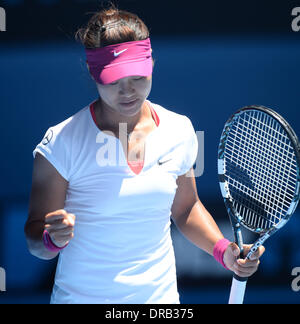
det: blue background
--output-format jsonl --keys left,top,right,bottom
{"left": 0, "top": 0, "right": 300, "bottom": 304}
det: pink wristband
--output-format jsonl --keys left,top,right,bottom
{"left": 213, "top": 238, "right": 231, "bottom": 270}
{"left": 43, "top": 230, "right": 68, "bottom": 252}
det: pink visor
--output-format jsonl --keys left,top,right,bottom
{"left": 85, "top": 38, "right": 153, "bottom": 85}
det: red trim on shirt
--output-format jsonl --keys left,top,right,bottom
{"left": 90, "top": 102, "right": 98, "bottom": 126}
{"left": 127, "top": 160, "right": 145, "bottom": 175}
{"left": 148, "top": 103, "right": 160, "bottom": 126}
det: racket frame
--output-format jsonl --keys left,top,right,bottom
{"left": 218, "top": 105, "right": 300, "bottom": 303}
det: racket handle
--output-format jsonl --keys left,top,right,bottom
{"left": 228, "top": 274, "right": 248, "bottom": 304}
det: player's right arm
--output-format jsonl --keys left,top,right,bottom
{"left": 24, "top": 153, "right": 75, "bottom": 260}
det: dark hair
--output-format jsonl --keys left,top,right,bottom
{"left": 76, "top": 6, "right": 149, "bottom": 49}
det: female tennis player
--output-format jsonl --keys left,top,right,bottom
{"left": 24, "top": 7, "right": 265, "bottom": 304}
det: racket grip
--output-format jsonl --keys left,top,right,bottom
{"left": 228, "top": 274, "right": 248, "bottom": 304}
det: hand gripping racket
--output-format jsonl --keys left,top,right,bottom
{"left": 217, "top": 105, "right": 300, "bottom": 304}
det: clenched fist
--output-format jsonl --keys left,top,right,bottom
{"left": 44, "top": 209, "right": 75, "bottom": 248}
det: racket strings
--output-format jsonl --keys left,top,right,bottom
{"left": 225, "top": 137, "right": 296, "bottom": 199}
{"left": 238, "top": 111, "right": 296, "bottom": 222}
{"left": 225, "top": 110, "right": 298, "bottom": 231}
{"left": 226, "top": 138, "right": 293, "bottom": 217}
{"left": 228, "top": 114, "right": 297, "bottom": 180}
{"left": 226, "top": 119, "right": 296, "bottom": 201}
{"left": 243, "top": 112, "right": 296, "bottom": 205}
{"left": 240, "top": 114, "right": 296, "bottom": 176}
{"left": 229, "top": 114, "right": 294, "bottom": 228}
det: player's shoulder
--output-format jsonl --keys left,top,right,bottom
{"left": 47, "top": 105, "right": 90, "bottom": 138}
{"left": 149, "top": 101, "right": 194, "bottom": 130}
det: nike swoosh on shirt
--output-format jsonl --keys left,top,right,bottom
{"left": 157, "top": 158, "right": 172, "bottom": 166}
{"left": 113, "top": 49, "right": 128, "bottom": 57}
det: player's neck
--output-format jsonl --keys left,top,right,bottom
{"left": 94, "top": 99, "right": 150, "bottom": 133}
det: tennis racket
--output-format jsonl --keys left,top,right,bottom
{"left": 217, "top": 105, "right": 300, "bottom": 304}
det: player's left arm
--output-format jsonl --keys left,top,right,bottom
{"left": 171, "top": 168, "right": 224, "bottom": 256}
{"left": 170, "top": 168, "right": 265, "bottom": 275}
